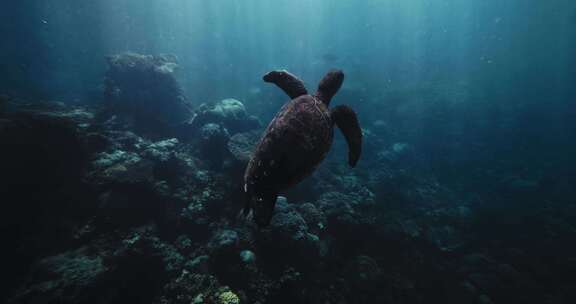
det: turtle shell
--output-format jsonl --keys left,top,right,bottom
{"left": 244, "top": 95, "right": 333, "bottom": 192}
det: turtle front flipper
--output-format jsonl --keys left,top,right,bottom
{"left": 331, "top": 105, "right": 362, "bottom": 167}
{"left": 263, "top": 70, "right": 308, "bottom": 99}
{"left": 315, "top": 69, "right": 344, "bottom": 105}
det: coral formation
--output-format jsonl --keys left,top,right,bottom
{"left": 189, "top": 98, "right": 260, "bottom": 135}
{"left": 227, "top": 130, "right": 261, "bottom": 164}
{"left": 218, "top": 290, "right": 240, "bottom": 304}
{"left": 2, "top": 86, "right": 575, "bottom": 304}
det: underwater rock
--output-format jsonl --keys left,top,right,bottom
{"left": 189, "top": 98, "right": 260, "bottom": 135}
{"left": 8, "top": 247, "right": 109, "bottom": 304}
{"left": 174, "top": 235, "right": 194, "bottom": 256}
{"left": 227, "top": 130, "right": 261, "bottom": 164}
{"left": 110, "top": 226, "right": 185, "bottom": 277}
{"left": 142, "top": 138, "right": 180, "bottom": 163}
{"left": 256, "top": 200, "right": 321, "bottom": 266}
{"left": 99, "top": 192, "right": 163, "bottom": 227}
{"left": 185, "top": 255, "right": 211, "bottom": 274}
{"left": 207, "top": 229, "right": 243, "bottom": 272}
{"left": 240, "top": 250, "right": 256, "bottom": 264}
{"left": 10, "top": 226, "right": 183, "bottom": 304}
{"left": 297, "top": 203, "right": 327, "bottom": 234}
{"left": 209, "top": 229, "right": 240, "bottom": 253}
{"left": 199, "top": 123, "right": 230, "bottom": 168}
{"left": 0, "top": 109, "right": 94, "bottom": 297}
{"left": 201, "top": 123, "right": 230, "bottom": 140}
{"left": 103, "top": 53, "right": 193, "bottom": 137}
{"left": 213, "top": 98, "right": 247, "bottom": 121}
{"left": 316, "top": 190, "right": 375, "bottom": 222}
{"left": 1, "top": 111, "right": 86, "bottom": 186}
{"left": 151, "top": 146, "right": 201, "bottom": 188}
{"left": 92, "top": 150, "right": 141, "bottom": 170}
{"left": 275, "top": 196, "right": 289, "bottom": 209}
{"left": 157, "top": 270, "right": 222, "bottom": 304}
{"left": 87, "top": 141, "right": 170, "bottom": 226}
{"left": 99, "top": 130, "right": 147, "bottom": 151}
{"left": 5, "top": 92, "right": 573, "bottom": 304}
{"left": 269, "top": 211, "right": 311, "bottom": 243}
{"left": 95, "top": 156, "right": 154, "bottom": 185}
{"left": 218, "top": 290, "right": 240, "bottom": 304}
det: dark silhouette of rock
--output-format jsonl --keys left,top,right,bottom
{"left": 199, "top": 123, "right": 230, "bottom": 169}
{"left": 103, "top": 53, "right": 193, "bottom": 138}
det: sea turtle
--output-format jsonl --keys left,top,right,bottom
{"left": 243, "top": 69, "right": 362, "bottom": 227}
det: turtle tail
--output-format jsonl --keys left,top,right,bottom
{"left": 240, "top": 185, "right": 277, "bottom": 228}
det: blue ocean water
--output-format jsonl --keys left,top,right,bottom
{"left": 1, "top": 1, "right": 575, "bottom": 303}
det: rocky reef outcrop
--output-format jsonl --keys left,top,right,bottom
{"left": 2, "top": 89, "right": 575, "bottom": 304}
{"left": 188, "top": 98, "right": 260, "bottom": 136}
{"left": 101, "top": 52, "right": 263, "bottom": 171}
{"left": 103, "top": 53, "right": 193, "bottom": 137}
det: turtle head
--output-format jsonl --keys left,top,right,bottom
{"left": 263, "top": 70, "right": 288, "bottom": 83}
{"left": 316, "top": 69, "right": 344, "bottom": 106}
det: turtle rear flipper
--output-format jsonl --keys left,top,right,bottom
{"left": 243, "top": 191, "right": 278, "bottom": 228}
{"left": 263, "top": 70, "right": 308, "bottom": 99}
{"left": 331, "top": 105, "right": 362, "bottom": 167}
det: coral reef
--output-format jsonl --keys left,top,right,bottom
{"left": 2, "top": 96, "right": 575, "bottom": 304}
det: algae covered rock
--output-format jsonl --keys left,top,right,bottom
{"left": 213, "top": 98, "right": 247, "bottom": 120}
{"left": 104, "top": 53, "right": 193, "bottom": 136}
{"left": 9, "top": 226, "right": 184, "bottom": 304}
{"left": 239, "top": 250, "right": 256, "bottom": 264}
{"left": 227, "top": 130, "right": 261, "bottom": 164}
{"left": 218, "top": 290, "right": 240, "bottom": 304}
{"left": 256, "top": 198, "right": 321, "bottom": 266}
{"left": 209, "top": 229, "right": 240, "bottom": 253}
{"left": 142, "top": 138, "right": 180, "bottom": 163}
{"left": 189, "top": 98, "right": 260, "bottom": 135}
{"left": 8, "top": 248, "right": 109, "bottom": 304}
